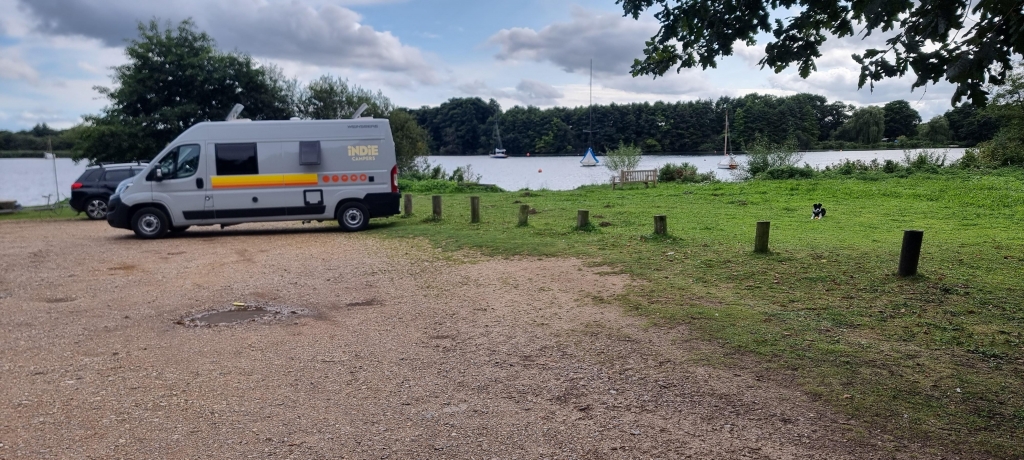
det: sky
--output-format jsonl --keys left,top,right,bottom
{"left": 0, "top": 0, "right": 960, "bottom": 131}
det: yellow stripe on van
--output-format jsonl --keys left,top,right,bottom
{"left": 211, "top": 174, "right": 319, "bottom": 189}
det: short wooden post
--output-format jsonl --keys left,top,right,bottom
{"left": 403, "top": 193, "right": 413, "bottom": 217}
{"left": 754, "top": 221, "right": 770, "bottom": 253}
{"left": 470, "top": 196, "right": 480, "bottom": 223}
{"left": 432, "top": 195, "right": 442, "bottom": 220}
{"left": 518, "top": 204, "right": 530, "bottom": 226}
{"left": 653, "top": 215, "right": 667, "bottom": 235}
{"left": 898, "top": 230, "right": 924, "bottom": 277}
{"left": 577, "top": 210, "right": 590, "bottom": 230}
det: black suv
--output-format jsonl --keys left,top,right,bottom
{"left": 70, "top": 163, "right": 148, "bottom": 220}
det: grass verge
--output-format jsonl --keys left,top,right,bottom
{"left": 377, "top": 170, "right": 1024, "bottom": 457}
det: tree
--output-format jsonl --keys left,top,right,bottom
{"left": 74, "top": 19, "right": 295, "bottom": 164}
{"left": 834, "top": 106, "right": 885, "bottom": 144}
{"left": 296, "top": 76, "right": 393, "bottom": 120}
{"left": 617, "top": 0, "right": 1024, "bottom": 106}
{"left": 944, "top": 104, "right": 999, "bottom": 146}
{"left": 917, "top": 116, "right": 952, "bottom": 144}
{"left": 388, "top": 109, "right": 429, "bottom": 174}
{"left": 974, "top": 61, "right": 1024, "bottom": 165}
{"left": 883, "top": 100, "right": 921, "bottom": 139}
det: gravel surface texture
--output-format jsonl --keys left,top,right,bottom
{"left": 0, "top": 220, "right": 944, "bottom": 459}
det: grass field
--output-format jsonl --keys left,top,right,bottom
{"left": 0, "top": 202, "right": 83, "bottom": 221}
{"left": 376, "top": 170, "right": 1024, "bottom": 457}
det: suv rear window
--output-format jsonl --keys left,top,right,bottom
{"left": 103, "top": 169, "right": 134, "bottom": 182}
{"left": 76, "top": 169, "right": 102, "bottom": 182}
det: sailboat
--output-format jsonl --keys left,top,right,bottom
{"left": 581, "top": 59, "right": 599, "bottom": 167}
{"left": 491, "top": 118, "right": 508, "bottom": 158}
{"left": 580, "top": 147, "right": 599, "bottom": 166}
{"left": 717, "top": 107, "right": 739, "bottom": 169}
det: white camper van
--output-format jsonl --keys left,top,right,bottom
{"left": 107, "top": 118, "right": 400, "bottom": 238}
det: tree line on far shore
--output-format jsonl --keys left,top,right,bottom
{"left": 409, "top": 95, "right": 1000, "bottom": 157}
{"left": 1, "top": 19, "right": 1021, "bottom": 169}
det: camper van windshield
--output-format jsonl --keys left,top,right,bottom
{"left": 157, "top": 144, "right": 200, "bottom": 179}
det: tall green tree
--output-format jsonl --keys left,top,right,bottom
{"left": 388, "top": 109, "right": 429, "bottom": 174}
{"left": 944, "top": 104, "right": 999, "bottom": 146}
{"left": 975, "top": 61, "right": 1024, "bottom": 165}
{"left": 917, "top": 116, "right": 952, "bottom": 144}
{"left": 883, "top": 100, "right": 922, "bottom": 139}
{"left": 296, "top": 76, "right": 393, "bottom": 120}
{"left": 834, "top": 106, "right": 885, "bottom": 144}
{"left": 617, "top": 0, "right": 1024, "bottom": 106}
{"left": 74, "top": 19, "right": 294, "bottom": 164}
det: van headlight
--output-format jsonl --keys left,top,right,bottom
{"left": 114, "top": 178, "right": 133, "bottom": 197}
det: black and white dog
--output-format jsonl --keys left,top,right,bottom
{"left": 812, "top": 203, "right": 827, "bottom": 219}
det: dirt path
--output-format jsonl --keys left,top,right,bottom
{"left": 0, "top": 220, "right": 936, "bottom": 459}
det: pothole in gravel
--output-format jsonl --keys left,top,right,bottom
{"left": 176, "top": 302, "right": 308, "bottom": 327}
{"left": 345, "top": 299, "right": 380, "bottom": 307}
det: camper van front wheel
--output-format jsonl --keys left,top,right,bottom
{"left": 337, "top": 203, "right": 369, "bottom": 232}
{"left": 131, "top": 207, "right": 170, "bottom": 239}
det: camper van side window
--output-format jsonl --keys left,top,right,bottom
{"left": 299, "top": 141, "right": 321, "bottom": 165}
{"left": 215, "top": 143, "right": 259, "bottom": 176}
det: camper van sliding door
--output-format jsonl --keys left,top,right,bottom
{"left": 208, "top": 142, "right": 326, "bottom": 221}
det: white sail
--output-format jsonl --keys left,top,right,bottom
{"left": 580, "top": 147, "right": 599, "bottom": 167}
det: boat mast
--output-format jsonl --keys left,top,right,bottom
{"left": 724, "top": 106, "right": 729, "bottom": 156}
{"left": 494, "top": 119, "right": 503, "bottom": 151}
{"left": 588, "top": 59, "right": 593, "bottom": 149}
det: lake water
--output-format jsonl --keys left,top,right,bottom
{"left": 0, "top": 148, "right": 966, "bottom": 205}
{"left": 427, "top": 148, "right": 967, "bottom": 191}
{"left": 0, "top": 158, "right": 89, "bottom": 206}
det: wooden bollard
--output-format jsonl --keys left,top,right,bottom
{"left": 653, "top": 215, "right": 667, "bottom": 235}
{"left": 432, "top": 195, "right": 442, "bottom": 220}
{"left": 577, "top": 210, "right": 589, "bottom": 230}
{"left": 898, "top": 230, "right": 924, "bottom": 277}
{"left": 518, "top": 204, "right": 530, "bottom": 226}
{"left": 470, "top": 196, "right": 480, "bottom": 223}
{"left": 754, "top": 221, "right": 770, "bottom": 253}
{"left": 403, "top": 193, "right": 413, "bottom": 217}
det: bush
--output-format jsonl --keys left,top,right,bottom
{"left": 902, "top": 149, "right": 947, "bottom": 173}
{"left": 658, "top": 162, "right": 717, "bottom": 183}
{"left": 603, "top": 142, "right": 643, "bottom": 173}
{"left": 975, "top": 129, "right": 1024, "bottom": 167}
{"left": 740, "top": 135, "right": 802, "bottom": 179}
{"left": 953, "top": 148, "right": 983, "bottom": 169}
{"left": 756, "top": 165, "right": 817, "bottom": 180}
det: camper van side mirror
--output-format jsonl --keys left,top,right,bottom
{"left": 148, "top": 169, "right": 164, "bottom": 182}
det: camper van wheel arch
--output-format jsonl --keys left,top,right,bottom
{"left": 131, "top": 207, "right": 170, "bottom": 239}
{"left": 337, "top": 202, "right": 369, "bottom": 232}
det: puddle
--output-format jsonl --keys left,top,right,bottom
{"left": 43, "top": 296, "right": 76, "bottom": 303}
{"left": 345, "top": 299, "right": 380, "bottom": 307}
{"left": 177, "top": 302, "right": 308, "bottom": 327}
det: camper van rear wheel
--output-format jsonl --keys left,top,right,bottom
{"left": 337, "top": 203, "right": 369, "bottom": 232}
{"left": 131, "top": 207, "right": 170, "bottom": 239}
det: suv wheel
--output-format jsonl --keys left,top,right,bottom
{"left": 85, "top": 197, "right": 108, "bottom": 220}
{"left": 131, "top": 207, "right": 170, "bottom": 239}
{"left": 337, "top": 202, "right": 369, "bottom": 232}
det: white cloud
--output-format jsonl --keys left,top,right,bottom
{"left": 0, "top": 49, "right": 38, "bottom": 81}
{"left": 487, "top": 6, "right": 655, "bottom": 77}
{"left": 456, "top": 79, "right": 564, "bottom": 106}
{"left": 16, "top": 0, "right": 439, "bottom": 84}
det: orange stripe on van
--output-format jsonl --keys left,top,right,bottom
{"left": 211, "top": 174, "right": 319, "bottom": 189}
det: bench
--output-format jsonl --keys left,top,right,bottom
{"left": 611, "top": 169, "right": 658, "bottom": 189}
